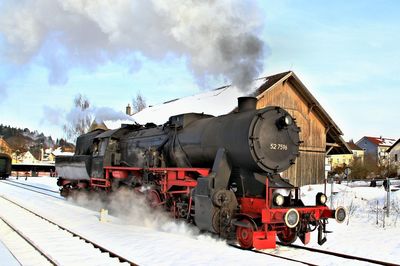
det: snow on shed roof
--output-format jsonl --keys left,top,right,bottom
{"left": 89, "top": 119, "right": 136, "bottom": 132}
{"left": 103, "top": 119, "right": 135, "bottom": 130}
{"left": 132, "top": 79, "right": 266, "bottom": 125}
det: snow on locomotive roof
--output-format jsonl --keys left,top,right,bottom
{"left": 132, "top": 78, "right": 266, "bottom": 125}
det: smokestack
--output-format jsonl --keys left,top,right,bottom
{"left": 126, "top": 104, "right": 132, "bottom": 116}
{"left": 238, "top": 97, "right": 257, "bottom": 112}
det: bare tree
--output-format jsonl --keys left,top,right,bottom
{"left": 63, "top": 94, "right": 93, "bottom": 141}
{"left": 346, "top": 199, "right": 358, "bottom": 225}
{"left": 391, "top": 199, "right": 400, "bottom": 226}
{"left": 132, "top": 92, "right": 147, "bottom": 113}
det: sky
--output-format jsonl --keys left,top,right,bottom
{"left": 0, "top": 0, "right": 399, "bottom": 142}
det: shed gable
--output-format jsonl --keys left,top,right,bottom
{"left": 256, "top": 77, "right": 327, "bottom": 185}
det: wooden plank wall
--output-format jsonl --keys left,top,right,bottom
{"left": 256, "top": 79, "right": 326, "bottom": 186}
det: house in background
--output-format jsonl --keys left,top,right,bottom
{"left": 356, "top": 136, "right": 396, "bottom": 166}
{"left": 0, "top": 136, "right": 13, "bottom": 156}
{"left": 387, "top": 138, "right": 400, "bottom": 176}
{"left": 18, "top": 150, "right": 39, "bottom": 164}
{"left": 328, "top": 141, "right": 364, "bottom": 168}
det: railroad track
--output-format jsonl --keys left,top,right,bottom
{"left": 4, "top": 179, "right": 60, "bottom": 194}
{"left": 0, "top": 179, "right": 62, "bottom": 199}
{"left": 0, "top": 195, "right": 137, "bottom": 265}
{"left": 276, "top": 242, "right": 399, "bottom": 266}
{"left": 0, "top": 216, "right": 57, "bottom": 265}
{"left": 230, "top": 241, "right": 399, "bottom": 266}
{"left": 228, "top": 243, "right": 316, "bottom": 265}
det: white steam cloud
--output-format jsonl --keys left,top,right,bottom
{"left": 0, "top": 0, "right": 265, "bottom": 89}
{"left": 70, "top": 188, "right": 222, "bottom": 240}
{"left": 92, "top": 107, "right": 134, "bottom": 123}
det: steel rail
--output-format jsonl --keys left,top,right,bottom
{"left": 0, "top": 216, "right": 59, "bottom": 266}
{"left": 228, "top": 244, "right": 317, "bottom": 266}
{"left": 3, "top": 179, "right": 60, "bottom": 194}
{"left": 0, "top": 180, "right": 62, "bottom": 200}
{"left": 277, "top": 242, "right": 399, "bottom": 266}
{"left": 0, "top": 196, "right": 138, "bottom": 266}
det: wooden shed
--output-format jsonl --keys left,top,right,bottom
{"left": 253, "top": 71, "right": 350, "bottom": 186}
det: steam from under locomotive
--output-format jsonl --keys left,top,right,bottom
{"left": 70, "top": 187, "right": 200, "bottom": 236}
{"left": 0, "top": 0, "right": 265, "bottom": 89}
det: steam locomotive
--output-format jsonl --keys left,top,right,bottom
{"left": 56, "top": 97, "right": 346, "bottom": 249}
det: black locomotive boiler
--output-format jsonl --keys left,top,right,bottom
{"left": 56, "top": 97, "right": 346, "bottom": 249}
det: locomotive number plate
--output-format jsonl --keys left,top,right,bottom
{"left": 270, "top": 143, "right": 288, "bottom": 150}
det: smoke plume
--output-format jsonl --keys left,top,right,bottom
{"left": 0, "top": 0, "right": 265, "bottom": 89}
{"left": 62, "top": 106, "right": 134, "bottom": 126}
{"left": 41, "top": 103, "right": 134, "bottom": 140}
{"left": 92, "top": 107, "right": 133, "bottom": 123}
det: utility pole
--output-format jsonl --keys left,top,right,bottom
{"left": 386, "top": 177, "right": 390, "bottom": 217}
{"left": 330, "top": 175, "right": 336, "bottom": 209}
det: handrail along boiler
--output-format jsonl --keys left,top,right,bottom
{"left": 56, "top": 97, "right": 346, "bottom": 249}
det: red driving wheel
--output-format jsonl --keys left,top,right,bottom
{"left": 236, "top": 219, "right": 255, "bottom": 249}
{"left": 147, "top": 190, "right": 162, "bottom": 208}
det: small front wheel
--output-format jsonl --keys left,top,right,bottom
{"left": 277, "top": 227, "right": 297, "bottom": 245}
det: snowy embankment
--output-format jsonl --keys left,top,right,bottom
{"left": 1, "top": 177, "right": 399, "bottom": 265}
{"left": 297, "top": 183, "right": 400, "bottom": 264}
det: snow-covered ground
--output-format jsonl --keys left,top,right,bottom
{"left": 0, "top": 177, "right": 399, "bottom": 265}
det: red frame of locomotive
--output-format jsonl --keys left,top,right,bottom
{"left": 61, "top": 166, "right": 335, "bottom": 249}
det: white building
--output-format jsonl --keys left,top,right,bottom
{"left": 387, "top": 139, "right": 400, "bottom": 176}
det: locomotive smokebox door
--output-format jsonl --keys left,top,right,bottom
{"left": 248, "top": 107, "right": 300, "bottom": 173}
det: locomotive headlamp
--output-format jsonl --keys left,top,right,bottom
{"left": 284, "top": 208, "right": 300, "bottom": 228}
{"left": 316, "top": 192, "right": 327, "bottom": 205}
{"left": 335, "top": 206, "right": 347, "bottom": 223}
{"left": 284, "top": 115, "right": 293, "bottom": 126}
{"left": 273, "top": 193, "right": 285, "bottom": 206}
{"left": 276, "top": 115, "right": 293, "bottom": 129}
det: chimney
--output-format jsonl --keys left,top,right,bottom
{"left": 238, "top": 97, "right": 257, "bottom": 112}
{"left": 126, "top": 104, "right": 132, "bottom": 116}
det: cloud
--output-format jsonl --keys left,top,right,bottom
{"left": 0, "top": 0, "right": 266, "bottom": 89}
